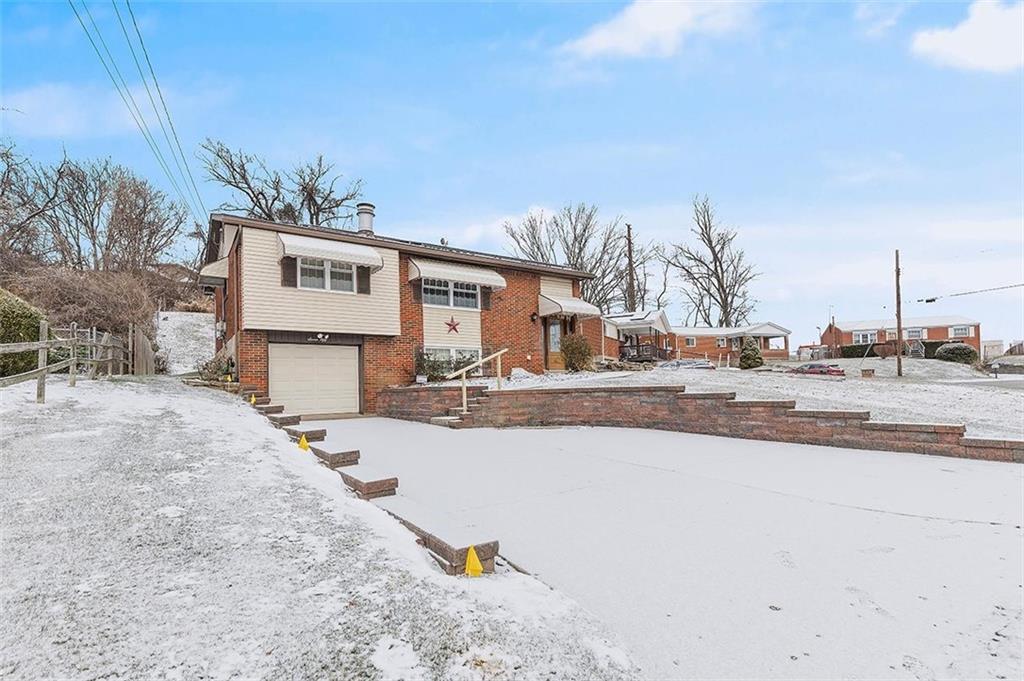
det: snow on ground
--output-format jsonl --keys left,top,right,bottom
{"left": 0, "top": 378, "right": 635, "bottom": 680}
{"left": 307, "top": 416, "right": 1024, "bottom": 681}
{"left": 154, "top": 311, "right": 215, "bottom": 375}
{"left": 443, "top": 357, "right": 1024, "bottom": 439}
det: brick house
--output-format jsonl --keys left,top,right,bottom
{"left": 820, "top": 316, "right": 981, "bottom": 354}
{"left": 668, "top": 323, "right": 792, "bottom": 363}
{"left": 198, "top": 204, "right": 599, "bottom": 416}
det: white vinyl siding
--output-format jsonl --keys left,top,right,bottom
{"left": 422, "top": 305, "right": 481, "bottom": 349}
{"left": 240, "top": 227, "right": 400, "bottom": 335}
{"left": 268, "top": 344, "right": 359, "bottom": 415}
{"left": 539, "top": 276, "right": 574, "bottom": 299}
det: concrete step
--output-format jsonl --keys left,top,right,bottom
{"left": 267, "top": 413, "right": 301, "bottom": 428}
{"left": 253, "top": 396, "right": 271, "bottom": 406}
{"left": 374, "top": 495, "right": 499, "bottom": 575}
{"left": 446, "top": 407, "right": 469, "bottom": 417}
{"left": 256, "top": 404, "right": 284, "bottom": 415}
{"left": 284, "top": 425, "right": 326, "bottom": 443}
{"left": 336, "top": 465, "right": 398, "bottom": 500}
{"left": 429, "top": 416, "right": 463, "bottom": 428}
{"left": 310, "top": 446, "right": 360, "bottom": 469}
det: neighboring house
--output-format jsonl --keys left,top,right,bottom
{"left": 578, "top": 316, "right": 621, "bottom": 361}
{"left": 603, "top": 310, "right": 673, "bottom": 362}
{"left": 670, "top": 323, "right": 792, "bottom": 363}
{"left": 820, "top": 316, "right": 982, "bottom": 353}
{"left": 198, "top": 204, "right": 599, "bottom": 416}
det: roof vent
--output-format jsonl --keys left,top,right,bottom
{"left": 356, "top": 202, "right": 375, "bottom": 235}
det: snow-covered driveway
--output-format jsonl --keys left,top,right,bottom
{"left": 0, "top": 378, "right": 634, "bottom": 680}
{"left": 309, "top": 417, "right": 1024, "bottom": 680}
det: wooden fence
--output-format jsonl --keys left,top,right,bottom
{"left": 0, "top": 321, "right": 157, "bottom": 403}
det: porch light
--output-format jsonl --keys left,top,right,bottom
{"left": 530, "top": 312, "right": 539, "bottom": 323}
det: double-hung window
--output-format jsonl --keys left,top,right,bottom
{"left": 853, "top": 331, "right": 877, "bottom": 345}
{"left": 685, "top": 337, "right": 697, "bottom": 347}
{"left": 906, "top": 328, "right": 923, "bottom": 340}
{"left": 298, "top": 257, "right": 354, "bottom": 293}
{"left": 952, "top": 326, "right": 970, "bottom": 338}
{"left": 422, "top": 278, "right": 480, "bottom": 309}
{"left": 716, "top": 338, "right": 727, "bottom": 348}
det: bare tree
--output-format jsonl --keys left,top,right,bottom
{"left": 666, "top": 195, "right": 758, "bottom": 327}
{"left": 504, "top": 203, "right": 627, "bottom": 313}
{"left": 0, "top": 141, "right": 68, "bottom": 266}
{"left": 201, "top": 139, "right": 362, "bottom": 227}
{"left": 107, "top": 174, "right": 189, "bottom": 271}
{"left": 623, "top": 241, "right": 668, "bottom": 311}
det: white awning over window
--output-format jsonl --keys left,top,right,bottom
{"left": 278, "top": 233, "right": 384, "bottom": 272}
{"left": 198, "top": 257, "right": 228, "bottom": 282}
{"left": 539, "top": 294, "right": 601, "bottom": 319}
{"left": 408, "top": 257, "right": 506, "bottom": 290}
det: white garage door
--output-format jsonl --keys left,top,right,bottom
{"left": 268, "top": 344, "right": 360, "bottom": 416}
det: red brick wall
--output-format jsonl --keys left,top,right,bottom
{"left": 579, "top": 317, "right": 619, "bottom": 359}
{"left": 237, "top": 329, "right": 268, "bottom": 392}
{"left": 378, "top": 385, "right": 488, "bottom": 422}
{"left": 821, "top": 324, "right": 982, "bottom": 351}
{"left": 481, "top": 267, "right": 544, "bottom": 375}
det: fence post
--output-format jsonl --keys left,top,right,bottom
{"left": 128, "top": 323, "right": 134, "bottom": 376}
{"left": 69, "top": 322, "right": 77, "bottom": 388}
{"left": 36, "top": 320, "right": 48, "bottom": 403}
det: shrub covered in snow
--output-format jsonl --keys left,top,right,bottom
{"left": 739, "top": 336, "right": 763, "bottom": 369}
{"left": 935, "top": 342, "right": 978, "bottom": 364}
{"left": 0, "top": 288, "right": 45, "bottom": 378}
{"left": 560, "top": 333, "right": 593, "bottom": 372}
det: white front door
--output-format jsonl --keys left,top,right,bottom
{"left": 268, "top": 343, "right": 360, "bottom": 416}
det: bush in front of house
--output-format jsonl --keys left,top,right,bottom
{"left": 739, "top": 336, "right": 764, "bottom": 369}
{"left": 934, "top": 342, "right": 978, "bottom": 364}
{"left": 560, "top": 333, "right": 593, "bottom": 372}
{"left": 0, "top": 288, "right": 46, "bottom": 378}
{"left": 414, "top": 350, "right": 478, "bottom": 382}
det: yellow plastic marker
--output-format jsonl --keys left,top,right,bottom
{"left": 464, "top": 545, "right": 483, "bottom": 577}
{"left": 297, "top": 434, "right": 310, "bottom": 451}
{"left": 224, "top": 374, "right": 232, "bottom": 383}
{"left": 249, "top": 393, "right": 256, "bottom": 405}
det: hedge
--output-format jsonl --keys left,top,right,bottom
{"left": 0, "top": 288, "right": 46, "bottom": 378}
{"left": 935, "top": 342, "right": 978, "bottom": 364}
{"left": 841, "top": 339, "right": 953, "bottom": 359}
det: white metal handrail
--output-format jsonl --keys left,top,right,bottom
{"left": 443, "top": 347, "right": 509, "bottom": 414}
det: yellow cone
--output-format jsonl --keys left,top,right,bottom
{"left": 249, "top": 393, "right": 256, "bottom": 405}
{"left": 297, "top": 434, "right": 310, "bottom": 451}
{"left": 464, "top": 545, "right": 483, "bottom": 577}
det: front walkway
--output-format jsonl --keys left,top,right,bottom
{"left": 308, "top": 416, "right": 1024, "bottom": 680}
{"left": 0, "top": 378, "right": 634, "bottom": 680}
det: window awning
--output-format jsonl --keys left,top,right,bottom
{"left": 278, "top": 233, "right": 384, "bottom": 272}
{"left": 539, "top": 294, "right": 601, "bottom": 319}
{"left": 198, "top": 257, "right": 228, "bottom": 284}
{"left": 408, "top": 257, "right": 506, "bottom": 290}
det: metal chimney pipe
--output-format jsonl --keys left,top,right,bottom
{"left": 356, "top": 202, "right": 375, "bottom": 235}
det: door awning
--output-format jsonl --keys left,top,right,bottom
{"left": 539, "top": 294, "right": 601, "bottom": 319}
{"left": 278, "top": 233, "right": 384, "bottom": 272}
{"left": 408, "top": 257, "right": 506, "bottom": 290}
{"left": 198, "top": 257, "right": 228, "bottom": 284}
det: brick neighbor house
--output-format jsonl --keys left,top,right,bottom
{"left": 198, "top": 204, "right": 600, "bottom": 416}
{"left": 820, "top": 316, "right": 981, "bottom": 354}
{"left": 669, "top": 323, "right": 792, "bottom": 363}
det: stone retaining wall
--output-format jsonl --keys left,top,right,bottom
{"left": 378, "top": 384, "right": 1024, "bottom": 463}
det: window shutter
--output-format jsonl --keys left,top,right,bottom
{"left": 480, "top": 286, "right": 492, "bottom": 310}
{"left": 411, "top": 280, "right": 422, "bottom": 303}
{"left": 921, "top": 328, "right": 928, "bottom": 340}
{"left": 969, "top": 326, "right": 975, "bottom": 337}
{"left": 281, "top": 257, "right": 297, "bottom": 287}
{"left": 356, "top": 266, "right": 371, "bottom": 294}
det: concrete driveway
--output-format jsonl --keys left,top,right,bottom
{"left": 308, "top": 417, "right": 1023, "bottom": 680}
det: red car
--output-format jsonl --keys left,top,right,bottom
{"left": 789, "top": 363, "right": 846, "bottom": 376}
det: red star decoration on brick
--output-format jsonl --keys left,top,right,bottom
{"left": 445, "top": 316, "right": 460, "bottom": 334}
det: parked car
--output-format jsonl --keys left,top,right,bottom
{"left": 788, "top": 363, "right": 845, "bottom": 376}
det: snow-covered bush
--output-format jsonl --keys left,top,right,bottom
{"left": 560, "top": 333, "right": 592, "bottom": 372}
{"left": 739, "top": 336, "right": 763, "bottom": 369}
{"left": 0, "top": 288, "right": 45, "bottom": 378}
{"left": 934, "top": 342, "right": 978, "bottom": 364}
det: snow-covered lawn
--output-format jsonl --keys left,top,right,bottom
{"left": 307, "top": 416, "right": 1024, "bottom": 680}
{"left": 445, "top": 358, "right": 1024, "bottom": 439}
{"left": 154, "top": 311, "right": 215, "bottom": 375}
{"left": 0, "top": 378, "right": 634, "bottom": 680}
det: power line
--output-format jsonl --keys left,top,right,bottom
{"left": 917, "top": 282, "right": 1024, "bottom": 303}
{"left": 68, "top": 0, "right": 201, "bottom": 225}
{"left": 110, "top": 0, "right": 206, "bottom": 223}
{"left": 122, "top": 0, "right": 207, "bottom": 222}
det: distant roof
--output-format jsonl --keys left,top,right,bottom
{"left": 605, "top": 309, "right": 671, "bottom": 334}
{"left": 835, "top": 315, "right": 979, "bottom": 331}
{"left": 208, "top": 213, "right": 592, "bottom": 280}
{"left": 672, "top": 322, "right": 791, "bottom": 337}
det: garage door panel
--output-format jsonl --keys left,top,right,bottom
{"left": 268, "top": 344, "right": 360, "bottom": 415}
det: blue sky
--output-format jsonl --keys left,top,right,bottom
{"left": 3, "top": 1, "right": 1022, "bottom": 346}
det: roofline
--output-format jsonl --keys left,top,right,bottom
{"left": 833, "top": 317, "right": 980, "bottom": 330}
{"left": 208, "top": 213, "right": 595, "bottom": 280}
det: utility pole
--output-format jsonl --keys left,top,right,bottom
{"left": 625, "top": 223, "right": 636, "bottom": 311}
{"left": 895, "top": 249, "right": 904, "bottom": 377}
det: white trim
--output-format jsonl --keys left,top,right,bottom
{"left": 420, "top": 278, "right": 481, "bottom": 310}
{"left": 297, "top": 257, "right": 356, "bottom": 294}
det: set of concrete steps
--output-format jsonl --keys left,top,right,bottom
{"left": 243, "top": 390, "right": 498, "bottom": 573}
{"left": 429, "top": 395, "right": 490, "bottom": 428}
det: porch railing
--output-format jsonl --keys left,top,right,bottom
{"left": 444, "top": 348, "right": 509, "bottom": 414}
{"left": 619, "top": 343, "right": 671, "bottom": 362}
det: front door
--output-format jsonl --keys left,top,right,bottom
{"left": 544, "top": 317, "right": 568, "bottom": 370}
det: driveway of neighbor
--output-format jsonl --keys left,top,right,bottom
{"left": 308, "top": 417, "right": 1024, "bottom": 681}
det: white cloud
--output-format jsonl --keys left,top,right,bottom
{"left": 560, "top": 1, "right": 755, "bottom": 60}
{"left": 854, "top": 2, "right": 909, "bottom": 37}
{"left": 911, "top": 0, "right": 1024, "bottom": 72}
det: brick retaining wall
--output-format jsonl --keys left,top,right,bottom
{"left": 378, "top": 384, "right": 1023, "bottom": 463}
